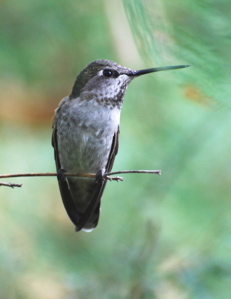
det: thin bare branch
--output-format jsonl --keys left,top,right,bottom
{"left": 0, "top": 169, "right": 161, "bottom": 180}
{"left": 0, "top": 169, "right": 161, "bottom": 188}
{"left": 106, "top": 170, "right": 161, "bottom": 176}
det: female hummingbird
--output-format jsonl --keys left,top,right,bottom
{"left": 52, "top": 59, "right": 188, "bottom": 232}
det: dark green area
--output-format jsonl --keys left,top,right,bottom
{"left": 0, "top": 0, "right": 230, "bottom": 298}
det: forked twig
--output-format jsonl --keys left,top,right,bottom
{"left": 0, "top": 182, "right": 22, "bottom": 188}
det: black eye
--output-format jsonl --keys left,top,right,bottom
{"left": 103, "top": 69, "right": 113, "bottom": 77}
{"left": 103, "top": 69, "right": 119, "bottom": 78}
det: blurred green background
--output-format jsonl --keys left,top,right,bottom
{"left": 0, "top": 0, "right": 230, "bottom": 298}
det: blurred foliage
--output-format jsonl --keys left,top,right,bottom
{"left": 0, "top": 0, "right": 231, "bottom": 298}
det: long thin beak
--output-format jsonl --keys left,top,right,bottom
{"left": 127, "top": 64, "right": 190, "bottom": 76}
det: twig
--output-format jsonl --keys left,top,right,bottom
{"left": 106, "top": 170, "right": 161, "bottom": 176}
{"left": 0, "top": 170, "right": 161, "bottom": 179}
{"left": 0, "top": 169, "right": 161, "bottom": 188}
{"left": 0, "top": 182, "right": 22, "bottom": 188}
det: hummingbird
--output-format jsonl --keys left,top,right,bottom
{"left": 52, "top": 59, "right": 189, "bottom": 232}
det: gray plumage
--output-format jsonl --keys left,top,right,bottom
{"left": 52, "top": 60, "right": 134, "bottom": 231}
{"left": 52, "top": 59, "right": 189, "bottom": 232}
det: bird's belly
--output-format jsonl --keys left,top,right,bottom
{"left": 57, "top": 122, "right": 115, "bottom": 210}
{"left": 58, "top": 122, "right": 115, "bottom": 174}
{"left": 55, "top": 100, "right": 120, "bottom": 210}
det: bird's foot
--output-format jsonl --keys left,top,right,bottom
{"left": 57, "top": 168, "right": 67, "bottom": 182}
{"left": 95, "top": 169, "right": 105, "bottom": 184}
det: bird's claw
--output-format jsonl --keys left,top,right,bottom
{"left": 95, "top": 169, "right": 105, "bottom": 184}
{"left": 57, "top": 168, "right": 67, "bottom": 182}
